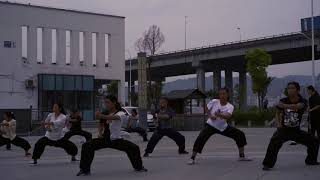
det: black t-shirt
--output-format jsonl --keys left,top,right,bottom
{"left": 69, "top": 115, "right": 82, "bottom": 131}
{"left": 277, "top": 96, "right": 307, "bottom": 128}
{"left": 309, "top": 93, "right": 320, "bottom": 117}
{"left": 155, "top": 108, "right": 175, "bottom": 129}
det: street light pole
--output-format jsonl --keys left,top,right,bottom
{"left": 126, "top": 50, "right": 132, "bottom": 106}
{"left": 185, "top": 16, "right": 188, "bottom": 50}
{"left": 311, "top": 0, "right": 315, "bottom": 87}
{"left": 237, "top": 27, "right": 242, "bottom": 41}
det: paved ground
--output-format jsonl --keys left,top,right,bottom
{"left": 0, "top": 128, "right": 319, "bottom": 180}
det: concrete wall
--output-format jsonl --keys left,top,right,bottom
{"left": 0, "top": 2, "right": 125, "bottom": 109}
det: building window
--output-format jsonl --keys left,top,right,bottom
{"left": 66, "top": 30, "right": 71, "bottom": 65}
{"left": 105, "top": 34, "right": 110, "bottom": 67}
{"left": 37, "top": 28, "right": 43, "bottom": 63}
{"left": 79, "top": 32, "right": 84, "bottom": 64}
{"left": 21, "top": 26, "right": 28, "bottom": 58}
{"left": 92, "top": 33, "right": 97, "bottom": 66}
{"left": 51, "top": 29, "right": 57, "bottom": 64}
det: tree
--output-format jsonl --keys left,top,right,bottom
{"left": 245, "top": 48, "right": 273, "bottom": 111}
{"left": 107, "top": 81, "right": 118, "bottom": 97}
{"left": 135, "top": 25, "right": 165, "bottom": 56}
{"left": 150, "top": 81, "right": 163, "bottom": 109}
{"left": 135, "top": 25, "right": 165, "bottom": 110}
{"left": 205, "top": 90, "right": 218, "bottom": 99}
{"left": 233, "top": 84, "right": 240, "bottom": 109}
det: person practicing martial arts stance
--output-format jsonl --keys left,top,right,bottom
{"left": 77, "top": 95, "right": 147, "bottom": 176}
{"left": 124, "top": 109, "right": 148, "bottom": 142}
{"left": 307, "top": 85, "right": 320, "bottom": 138}
{"left": 144, "top": 97, "right": 188, "bottom": 157}
{"left": 62, "top": 109, "right": 92, "bottom": 142}
{"left": 0, "top": 112, "right": 31, "bottom": 156}
{"left": 188, "top": 87, "right": 251, "bottom": 165}
{"left": 30, "top": 103, "right": 78, "bottom": 165}
{"left": 262, "top": 82, "right": 319, "bottom": 170}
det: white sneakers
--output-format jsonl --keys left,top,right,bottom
{"left": 187, "top": 159, "right": 195, "bottom": 165}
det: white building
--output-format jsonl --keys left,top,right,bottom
{"left": 0, "top": 2, "right": 125, "bottom": 121}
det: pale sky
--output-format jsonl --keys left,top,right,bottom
{"left": 9, "top": 0, "right": 320, "bottom": 78}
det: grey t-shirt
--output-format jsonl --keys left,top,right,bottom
{"left": 155, "top": 108, "right": 175, "bottom": 129}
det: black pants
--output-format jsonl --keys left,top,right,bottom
{"left": 63, "top": 129, "right": 92, "bottom": 142}
{"left": 79, "top": 137, "right": 143, "bottom": 172}
{"left": 310, "top": 118, "right": 320, "bottom": 138}
{"left": 125, "top": 127, "right": 148, "bottom": 141}
{"left": 1, "top": 135, "right": 11, "bottom": 149}
{"left": 263, "top": 127, "right": 319, "bottom": 168}
{"left": 145, "top": 128, "right": 186, "bottom": 153}
{"left": 0, "top": 136, "right": 31, "bottom": 152}
{"left": 193, "top": 124, "right": 247, "bottom": 153}
{"left": 32, "top": 137, "right": 78, "bottom": 160}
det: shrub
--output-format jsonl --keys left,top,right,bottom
{"left": 231, "top": 107, "right": 276, "bottom": 126}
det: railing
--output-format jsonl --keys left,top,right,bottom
{"left": 126, "top": 30, "right": 320, "bottom": 62}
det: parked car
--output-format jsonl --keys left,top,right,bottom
{"left": 122, "top": 106, "right": 156, "bottom": 131}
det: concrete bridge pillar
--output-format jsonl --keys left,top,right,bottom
{"left": 213, "top": 69, "right": 221, "bottom": 92}
{"left": 239, "top": 71, "right": 248, "bottom": 110}
{"left": 137, "top": 52, "right": 148, "bottom": 129}
{"left": 225, "top": 69, "right": 233, "bottom": 103}
{"left": 196, "top": 66, "right": 205, "bottom": 92}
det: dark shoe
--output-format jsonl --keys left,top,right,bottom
{"left": 143, "top": 153, "right": 149, "bottom": 157}
{"left": 29, "top": 159, "right": 37, "bottom": 166}
{"left": 262, "top": 166, "right": 272, "bottom": 171}
{"left": 179, "top": 150, "right": 189, "bottom": 155}
{"left": 135, "top": 167, "right": 148, "bottom": 172}
{"left": 71, "top": 156, "right": 79, "bottom": 162}
{"left": 25, "top": 152, "right": 31, "bottom": 157}
{"left": 306, "top": 161, "right": 320, "bottom": 166}
{"left": 76, "top": 170, "right": 91, "bottom": 176}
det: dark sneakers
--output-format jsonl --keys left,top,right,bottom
{"left": 306, "top": 161, "right": 320, "bottom": 166}
{"left": 76, "top": 170, "right": 91, "bottom": 176}
{"left": 135, "top": 167, "right": 148, "bottom": 172}
{"left": 71, "top": 156, "right": 79, "bottom": 162}
{"left": 179, "top": 150, "right": 189, "bottom": 155}
{"left": 262, "top": 166, "right": 272, "bottom": 171}
{"left": 143, "top": 153, "right": 149, "bottom": 157}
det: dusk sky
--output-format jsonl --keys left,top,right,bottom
{"left": 10, "top": 0, "right": 320, "bottom": 78}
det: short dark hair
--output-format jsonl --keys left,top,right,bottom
{"left": 219, "top": 87, "right": 230, "bottom": 94}
{"left": 307, "top": 85, "right": 316, "bottom": 92}
{"left": 4, "top": 112, "right": 14, "bottom": 119}
{"left": 104, "top": 95, "right": 122, "bottom": 111}
{"left": 287, "top": 81, "right": 300, "bottom": 91}
{"left": 131, "top": 109, "right": 138, "bottom": 115}
{"left": 160, "top": 97, "right": 169, "bottom": 102}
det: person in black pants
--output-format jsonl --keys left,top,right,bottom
{"left": 188, "top": 88, "right": 251, "bottom": 165}
{"left": 124, "top": 109, "right": 148, "bottom": 142}
{"left": 30, "top": 103, "right": 78, "bottom": 165}
{"left": 307, "top": 85, "right": 320, "bottom": 138}
{"left": 144, "top": 97, "right": 188, "bottom": 157}
{"left": 0, "top": 112, "right": 31, "bottom": 156}
{"left": 262, "top": 82, "right": 320, "bottom": 170}
{"left": 77, "top": 95, "right": 147, "bottom": 176}
{"left": 63, "top": 109, "right": 92, "bottom": 142}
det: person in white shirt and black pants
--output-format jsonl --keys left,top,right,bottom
{"left": 77, "top": 95, "right": 147, "bottom": 176}
{"left": 188, "top": 87, "right": 251, "bottom": 165}
{"left": 0, "top": 112, "right": 31, "bottom": 156}
{"left": 30, "top": 103, "right": 78, "bottom": 165}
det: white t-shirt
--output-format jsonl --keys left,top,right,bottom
{"left": 44, "top": 113, "right": 67, "bottom": 141}
{"left": 206, "top": 99, "right": 234, "bottom": 132}
{"left": 1, "top": 119, "right": 16, "bottom": 140}
{"left": 110, "top": 111, "right": 126, "bottom": 140}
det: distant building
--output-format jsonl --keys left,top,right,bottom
{"left": 0, "top": 2, "right": 125, "bottom": 121}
